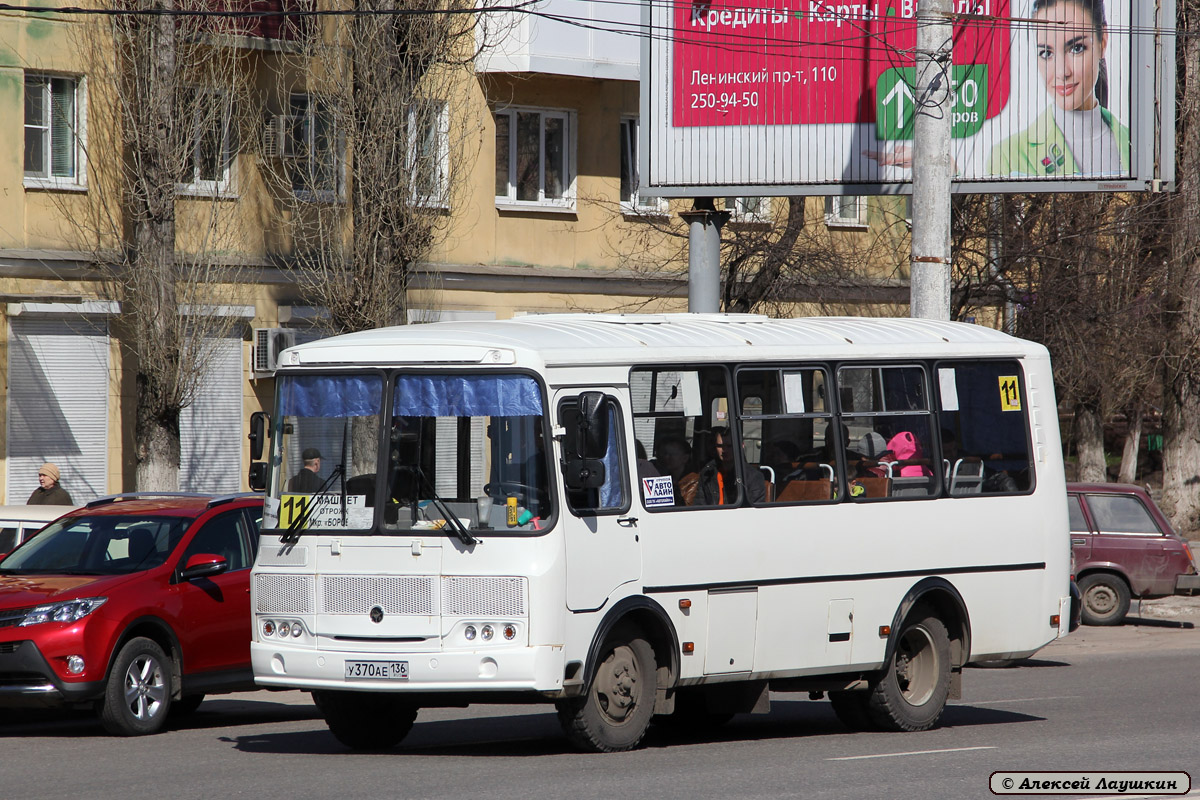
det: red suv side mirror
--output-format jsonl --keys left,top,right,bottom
{"left": 179, "top": 553, "right": 229, "bottom": 581}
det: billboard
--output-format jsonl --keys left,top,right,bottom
{"left": 641, "top": 0, "right": 1175, "bottom": 195}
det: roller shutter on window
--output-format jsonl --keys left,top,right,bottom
{"left": 180, "top": 336, "right": 243, "bottom": 493}
{"left": 6, "top": 317, "right": 110, "bottom": 503}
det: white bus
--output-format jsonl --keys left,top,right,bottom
{"left": 248, "top": 314, "right": 1072, "bottom": 752}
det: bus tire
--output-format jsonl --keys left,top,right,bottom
{"left": 829, "top": 690, "right": 878, "bottom": 731}
{"left": 1078, "top": 573, "right": 1130, "bottom": 626}
{"left": 867, "top": 611, "right": 951, "bottom": 732}
{"left": 557, "top": 629, "right": 656, "bottom": 752}
{"left": 315, "top": 690, "right": 417, "bottom": 751}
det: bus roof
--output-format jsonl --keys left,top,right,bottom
{"left": 281, "top": 314, "right": 1044, "bottom": 370}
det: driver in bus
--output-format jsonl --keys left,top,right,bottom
{"left": 288, "top": 448, "right": 323, "bottom": 493}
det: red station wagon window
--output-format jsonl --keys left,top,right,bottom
{"left": 1086, "top": 495, "right": 1161, "bottom": 534}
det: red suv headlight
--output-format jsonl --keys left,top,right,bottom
{"left": 19, "top": 597, "right": 108, "bottom": 627}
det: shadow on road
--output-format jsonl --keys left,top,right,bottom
{"left": 1123, "top": 616, "right": 1196, "bottom": 629}
{"left": 227, "top": 697, "right": 1042, "bottom": 757}
{"left": 0, "top": 697, "right": 320, "bottom": 739}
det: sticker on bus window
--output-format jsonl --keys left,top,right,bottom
{"left": 642, "top": 476, "right": 676, "bottom": 508}
{"left": 998, "top": 376, "right": 1021, "bottom": 412}
{"left": 938, "top": 368, "right": 959, "bottom": 411}
{"left": 783, "top": 372, "right": 807, "bottom": 414}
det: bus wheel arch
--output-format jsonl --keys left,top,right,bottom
{"left": 866, "top": 578, "right": 971, "bottom": 732}
{"left": 887, "top": 577, "right": 971, "bottom": 676}
{"left": 558, "top": 596, "right": 679, "bottom": 752}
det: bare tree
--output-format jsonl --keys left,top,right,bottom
{"left": 1159, "top": 0, "right": 1200, "bottom": 532}
{"left": 66, "top": 0, "right": 258, "bottom": 490}
{"left": 987, "top": 192, "right": 1167, "bottom": 483}
{"left": 261, "top": 0, "right": 496, "bottom": 334}
{"left": 603, "top": 196, "right": 913, "bottom": 316}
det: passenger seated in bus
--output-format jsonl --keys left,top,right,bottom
{"left": 884, "top": 431, "right": 933, "bottom": 476}
{"left": 651, "top": 436, "right": 696, "bottom": 505}
{"left": 634, "top": 440, "right": 660, "bottom": 479}
{"left": 688, "top": 426, "right": 766, "bottom": 506}
{"left": 761, "top": 439, "right": 803, "bottom": 480}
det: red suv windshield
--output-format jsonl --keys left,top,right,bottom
{"left": 0, "top": 515, "right": 190, "bottom": 575}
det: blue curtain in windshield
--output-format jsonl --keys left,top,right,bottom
{"left": 393, "top": 375, "right": 543, "bottom": 417}
{"left": 280, "top": 375, "right": 382, "bottom": 417}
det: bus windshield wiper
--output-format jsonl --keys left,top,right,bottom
{"left": 280, "top": 465, "right": 344, "bottom": 544}
{"left": 405, "top": 465, "right": 478, "bottom": 546}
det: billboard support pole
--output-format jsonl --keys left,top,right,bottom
{"left": 910, "top": 0, "right": 953, "bottom": 320}
{"left": 680, "top": 199, "right": 730, "bottom": 313}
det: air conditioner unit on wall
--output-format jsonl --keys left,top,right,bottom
{"left": 252, "top": 327, "right": 296, "bottom": 376}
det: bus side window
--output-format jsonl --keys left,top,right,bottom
{"left": 559, "top": 395, "right": 629, "bottom": 515}
{"left": 936, "top": 360, "right": 1033, "bottom": 496}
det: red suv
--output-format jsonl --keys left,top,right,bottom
{"left": 0, "top": 493, "right": 262, "bottom": 735}
{"left": 1067, "top": 482, "right": 1200, "bottom": 625}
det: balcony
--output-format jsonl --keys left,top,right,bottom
{"left": 477, "top": 0, "right": 640, "bottom": 81}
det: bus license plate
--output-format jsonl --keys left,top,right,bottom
{"left": 344, "top": 660, "right": 409, "bottom": 680}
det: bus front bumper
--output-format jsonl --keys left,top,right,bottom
{"left": 252, "top": 642, "right": 565, "bottom": 694}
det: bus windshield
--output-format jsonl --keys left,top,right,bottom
{"left": 264, "top": 372, "right": 553, "bottom": 535}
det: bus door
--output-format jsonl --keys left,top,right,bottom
{"left": 556, "top": 389, "right": 640, "bottom": 612}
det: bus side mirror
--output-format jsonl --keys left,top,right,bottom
{"left": 249, "top": 411, "right": 270, "bottom": 461}
{"left": 248, "top": 462, "right": 268, "bottom": 492}
{"left": 576, "top": 392, "right": 609, "bottom": 459}
{"left": 563, "top": 458, "right": 606, "bottom": 490}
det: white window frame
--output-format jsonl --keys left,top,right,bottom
{"left": 494, "top": 105, "right": 576, "bottom": 212}
{"left": 408, "top": 100, "right": 449, "bottom": 208}
{"left": 177, "top": 88, "right": 234, "bottom": 197}
{"left": 286, "top": 93, "right": 345, "bottom": 203}
{"left": 824, "top": 195, "right": 869, "bottom": 229}
{"left": 725, "top": 196, "right": 770, "bottom": 223}
{"left": 23, "top": 73, "right": 87, "bottom": 191}
{"left": 619, "top": 117, "right": 667, "bottom": 216}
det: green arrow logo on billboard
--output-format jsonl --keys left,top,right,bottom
{"left": 876, "top": 65, "right": 990, "bottom": 141}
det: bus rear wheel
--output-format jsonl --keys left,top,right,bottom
{"left": 314, "top": 690, "right": 417, "bottom": 751}
{"left": 557, "top": 628, "right": 656, "bottom": 752}
{"left": 867, "top": 611, "right": 951, "bottom": 732}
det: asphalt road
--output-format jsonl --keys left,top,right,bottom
{"left": 3, "top": 603, "right": 1198, "bottom": 800}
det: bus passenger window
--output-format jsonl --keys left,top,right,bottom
{"left": 631, "top": 366, "right": 733, "bottom": 511}
{"left": 936, "top": 361, "right": 1033, "bottom": 496}
{"left": 737, "top": 366, "right": 838, "bottom": 505}
{"left": 838, "top": 365, "right": 936, "bottom": 500}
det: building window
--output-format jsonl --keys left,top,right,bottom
{"left": 285, "top": 93, "right": 343, "bottom": 201}
{"left": 725, "top": 196, "right": 770, "bottom": 223}
{"left": 409, "top": 100, "right": 448, "bottom": 206}
{"left": 24, "top": 74, "right": 83, "bottom": 187}
{"left": 620, "top": 117, "right": 664, "bottom": 215}
{"left": 178, "top": 88, "right": 233, "bottom": 194}
{"left": 494, "top": 106, "right": 574, "bottom": 209}
{"left": 825, "top": 195, "right": 868, "bottom": 228}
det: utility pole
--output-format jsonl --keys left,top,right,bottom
{"left": 680, "top": 198, "right": 730, "bottom": 313}
{"left": 910, "top": 0, "right": 954, "bottom": 320}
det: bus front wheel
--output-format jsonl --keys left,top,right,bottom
{"left": 867, "top": 611, "right": 951, "bottom": 732}
{"left": 557, "top": 627, "right": 656, "bottom": 752}
{"left": 315, "top": 690, "right": 417, "bottom": 751}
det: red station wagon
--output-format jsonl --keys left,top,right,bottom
{"left": 1067, "top": 482, "right": 1200, "bottom": 625}
{"left": 0, "top": 493, "right": 262, "bottom": 735}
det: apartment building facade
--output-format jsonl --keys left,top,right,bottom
{"left": 0, "top": 0, "right": 908, "bottom": 503}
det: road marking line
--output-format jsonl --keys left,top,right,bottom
{"left": 827, "top": 746, "right": 996, "bottom": 761}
